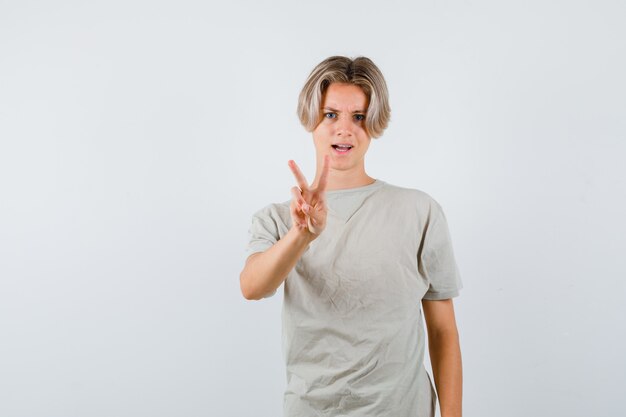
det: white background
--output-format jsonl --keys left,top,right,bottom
{"left": 1, "top": 0, "right": 625, "bottom": 416}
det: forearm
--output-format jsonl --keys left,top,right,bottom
{"left": 428, "top": 329, "right": 463, "bottom": 417}
{"left": 240, "top": 226, "right": 314, "bottom": 300}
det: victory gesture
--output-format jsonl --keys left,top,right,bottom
{"left": 288, "top": 155, "right": 330, "bottom": 238}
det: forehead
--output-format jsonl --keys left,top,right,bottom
{"left": 322, "top": 83, "right": 368, "bottom": 110}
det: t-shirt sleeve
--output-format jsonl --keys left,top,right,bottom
{"left": 419, "top": 201, "right": 463, "bottom": 300}
{"left": 246, "top": 205, "right": 280, "bottom": 257}
{"left": 244, "top": 205, "right": 280, "bottom": 299}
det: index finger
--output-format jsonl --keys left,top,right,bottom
{"left": 288, "top": 160, "right": 309, "bottom": 192}
{"left": 316, "top": 155, "right": 331, "bottom": 193}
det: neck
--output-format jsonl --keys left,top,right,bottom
{"left": 311, "top": 165, "right": 375, "bottom": 191}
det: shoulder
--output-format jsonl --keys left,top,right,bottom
{"left": 378, "top": 181, "right": 443, "bottom": 214}
{"left": 251, "top": 200, "right": 291, "bottom": 224}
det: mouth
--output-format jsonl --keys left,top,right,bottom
{"left": 331, "top": 144, "right": 353, "bottom": 155}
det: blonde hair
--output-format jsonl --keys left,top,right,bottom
{"left": 297, "top": 56, "right": 391, "bottom": 139}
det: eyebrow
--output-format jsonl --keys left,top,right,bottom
{"left": 323, "top": 107, "right": 366, "bottom": 113}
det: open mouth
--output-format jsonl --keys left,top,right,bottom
{"left": 331, "top": 144, "right": 353, "bottom": 154}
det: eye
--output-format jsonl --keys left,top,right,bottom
{"left": 353, "top": 114, "right": 365, "bottom": 122}
{"left": 324, "top": 112, "right": 337, "bottom": 119}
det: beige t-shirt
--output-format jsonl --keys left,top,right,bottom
{"left": 245, "top": 179, "right": 463, "bottom": 417}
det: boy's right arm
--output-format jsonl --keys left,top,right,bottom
{"left": 241, "top": 156, "right": 329, "bottom": 300}
{"left": 239, "top": 225, "right": 315, "bottom": 300}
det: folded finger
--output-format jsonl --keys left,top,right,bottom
{"left": 290, "top": 186, "right": 307, "bottom": 209}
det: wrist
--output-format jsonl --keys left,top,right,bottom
{"left": 289, "top": 224, "right": 317, "bottom": 244}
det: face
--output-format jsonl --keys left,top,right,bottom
{"left": 312, "top": 83, "right": 371, "bottom": 172}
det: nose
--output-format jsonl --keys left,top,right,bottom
{"left": 335, "top": 114, "right": 353, "bottom": 137}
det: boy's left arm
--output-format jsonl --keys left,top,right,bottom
{"left": 422, "top": 298, "right": 463, "bottom": 417}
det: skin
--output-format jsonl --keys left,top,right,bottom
{"left": 287, "top": 156, "right": 330, "bottom": 236}
{"left": 422, "top": 299, "right": 463, "bottom": 417}
{"left": 287, "top": 82, "right": 463, "bottom": 417}
{"left": 288, "top": 82, "right": 375, "bottom": 236}
{"left": 311, "top": 82, "right": 376, "bottom": 191}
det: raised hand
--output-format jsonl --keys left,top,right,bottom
{"left": 288, "top": 155, "right": 330, "bottom": 238}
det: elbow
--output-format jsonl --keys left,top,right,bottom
{"left": 239, "top": 270, "right": 260, "bottom": 301}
